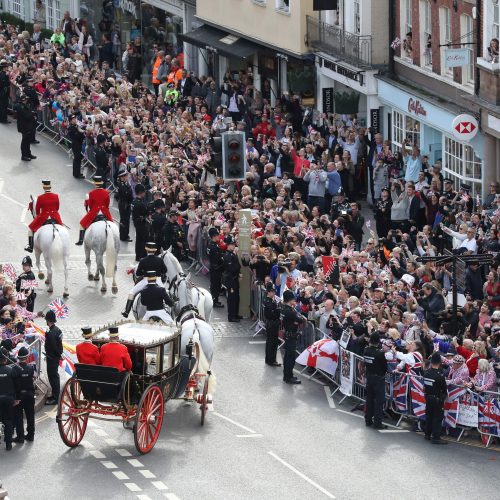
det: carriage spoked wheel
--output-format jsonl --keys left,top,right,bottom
{"left": 198, "top": 372, "right": 211, "bottom": 427}
{"left": 57, "top": 378, "right": 88, "bottom": 448}
{"left": 134, "top": 384, "right": 164, "bottom": 454}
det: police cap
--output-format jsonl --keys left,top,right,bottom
{"left": 1, "top": 339, "right": 13, "bottom": 352}
{"left": 96, "top": 134, "right": 106, "bottom": 144}
{"left": 117, "top": 167, "right": 128, "bottom": 177}
{"left": 430, "top": 352, "right": 442, "bottom": 365}
{"left": 369, "top": 332, "right": 381, "bottom": 345}
{"left": 45, "top": 310, "right": 57, "bottom": 323}
{"left": 153, "top": 199, "right": 165, "bottom": 209}
{"left": 282, "top": 290, "right": 295, "bottom": 303}
{"left": 265, "top": 282, "right": 275, "bottom": 293}
{"left": 17, "top": 346, "right": 30, "bottom": 359}
{"left": 224, "top": 235, "right": 235, "bottom": 245}
{"left": 135, "top": 183, "right": 145, "bottom": 195}
{"left": 146, "top": 270, "right": 157, "bottom": 280}
{"left": 208, "top": 228, "right": 219, "bottom": 238}
{"left": 22, "top": 255, "right": 33, "bottom": 266}
{"left": 169, "top": 208, "right": 179, "bottom": 216}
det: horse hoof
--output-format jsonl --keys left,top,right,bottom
{"left": 101, "top": 288, "right": 107, "bottom": 293}
{"left": 112, "top": 286, "right": 118, "bottom": 295}
{"left": 47, "top": 288, "right": 53, "bottom": 294}
{"left": 88, "top": 274, "right": 93, "bottom": 281}
{"left": 44, "top": 279, "right": 49, "bottom": 285}
{"left": 63, "top": 292, "right": 69, "bottom": 298}
{"left": 38, "top": 273, "right": 44, "bottom": 280}
{"left": 93, "top": 275, "right": 100, "bottom": 282}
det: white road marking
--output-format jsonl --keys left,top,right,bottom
{"left": 81, "top": 440, "right": 94, "bottom": 448}
{"left": 89, "top": 450, "right": 106, "bottom": 459}
{"left": 93, "top": 428, "right": 108, "bottom": 437}
{"left": 127, "top": 458, "right": 144, "bottom": 468}
{"left": 101, "top": 461, "right": 118, "bottom": 469}
{"left": 112, "top": 471, "right": 130, "bottom": 480}
{"left": 137, "top": 496, "right": 153, "bottom": 500}
{"left": 124, "top": 483, "right": 142, "bottom": 492}
{"left": 116, "top": 448, "right": 132, "bottom": 457}
{"left": 323, "top": 386, "right": 336, "bottom": 409}
{"left": 236, "top": 434, "right": 263, "bottom": 438}
{"left": 213, "top": 412, "right": 257, "bottom": 434}
{"left": 0, "top": 178, "right": 4, "bottom": 193}
{"left": 20, "top": 207, "right": 27, "bottom": 223}
{"left": 105, "top": 438, "right": 118, "bottom": 446}
{"left": 268, "top": 451, "right": 336, "bottom": 499}
{"left": 152, "top": 481, "right": 169, "bottom": 491}
{"left": 139, "top": 470, "right": 156, "bottom": 479}
{"left": 378, "top": 429, "right": 409, "bottom": 433}
{"left": 336, "top": 409, "right": 364, "bottom": 419}
{"left": 248, "top": 340, "right": 266, "bottom": 344}
{"left": 1, "top": 193, "right": 26, "bottom": 208}
{"left": 293, "top": 369, "right": 325, "bottom": 386}
{"left": 86, "top": 420, "right": 97, "bottom": 427}
{"left": 164, "top": 494, "right": 180, "bottom": 500}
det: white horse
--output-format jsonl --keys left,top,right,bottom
{"left": 163, "top": 249, "right": 213, "bottom": 322}
{"left": 84, "top": 220, "right": 120, "bottom": 294}
{"left": 34, "top": 224, "right": 70, "bottom": 296}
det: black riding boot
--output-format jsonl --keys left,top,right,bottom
{"left": 75, "top": 229, "right": 85, "bottom": 246}
{"left": 24, "top": 235, "right": 34, "bottom": 253}
{"left": 122, "top": 299, "right": 134, "bottom": 318}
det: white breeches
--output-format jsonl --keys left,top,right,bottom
{"left": 143, "top": 309, "right": 173, "bottom": 324}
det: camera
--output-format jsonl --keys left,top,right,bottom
{"left": 278, "top": 260, "right": 292, "bottom": 272}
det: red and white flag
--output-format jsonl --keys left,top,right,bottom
{"left": 2, "top": 263, "right": 17, "bottom": 281}
{"left": 296, "top": 339, "right": 339, "bottom": 376}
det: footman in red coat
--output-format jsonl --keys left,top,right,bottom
{"left": 99, "top": 326, "right": 132, "bottom": 372}
{"left": 76, "top": 326, "right": 100, "bottom": 365}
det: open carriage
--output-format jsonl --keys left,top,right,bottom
{"left": 56, "top": 320, "right": 213, "bottom": 454}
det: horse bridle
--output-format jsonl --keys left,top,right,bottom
{"left": 172, "top": 273, "right": 201, "bottom": 323}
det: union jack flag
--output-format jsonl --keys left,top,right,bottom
{"left": 391, "top": 37, "right": 402, "bottom": 50}
{"left": 60, "top": 354, "right": 75, "bottom": 377}
{"left": 392, "top": 372, "right": 408, "bottom": 412}
{"left": 443, "top": 385, "right": 466, "bottom": 428}
{"left": 478, "top": 396, "right": 500, "bottom": 436}
{"left": 2, "top": 263, "right": 17, "bottom": 281}
{"left": 409, "top": 373, "right": 426, "bottom": 418}
{"left": 48, "top": 298, "right": 69, "bottom": 319}
{"left": 21, "top": 279, "right": 39, "bottom": 290}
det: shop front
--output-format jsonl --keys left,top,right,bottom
{"left": 377, "top": 78, "right": 485, "bottom": 197}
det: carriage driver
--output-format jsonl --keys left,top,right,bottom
{"left": 138, "top": 271, "right": 175, "bottom": 324}
{"left": 100, "top": 326, "right": 132, "bottom": 372}
{"left": 75, "top": 176, "right": 113, "bottom": 246}
{"left": 122, "top": 242, "right": 168, "bottom": 318}
{"left": 25, "top": 180, "right": 64, "bottom": 253}
{"left": 76, "top": 326, "right": 100, "bottom": 365}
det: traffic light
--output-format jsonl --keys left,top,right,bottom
{"left": 222, "top": 131, "right": 246, "bottom": 181}
{"left": 210, "top": 134, "right": 223, "bottom": 174}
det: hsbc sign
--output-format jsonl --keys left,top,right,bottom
{"left": 451, "top": 114, "right": 479, "bottom": 141}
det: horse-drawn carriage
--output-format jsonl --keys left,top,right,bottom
{"left": 56, "top": 320, "right": 213, "bottom": 454}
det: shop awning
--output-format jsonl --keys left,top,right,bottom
{"left": 182, "top": 25, "right": 258, "bottom": 59}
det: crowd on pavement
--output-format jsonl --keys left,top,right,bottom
{"left": 0, "top": 15, "right": 500, "bottom": 447}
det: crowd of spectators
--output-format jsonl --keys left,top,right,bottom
{"left": 0, "top": 18, "right": 499, "bottom": 393}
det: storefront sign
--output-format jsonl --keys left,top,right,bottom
{"left": 408, "top": 98, "right": 427, "bottom": 117}
{"left": 321, "top": 58, "right": 364, "bottom": 86}
{"left": 322, "top": 87, "right": 334, "bottom": 114}
{"left": 451, "top": 113, "right": 479, "bottom": 141}
{"left": 444, "top": 48, "right": 470, "bottom": 68}
{"left": 114, "top": 0, "right": 137, "bottom": 18}
{"left": 370, "top": 108, "right": 380, "bottom": 133}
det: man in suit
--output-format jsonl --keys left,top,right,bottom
{"left": 177, "top": 69, "right": 194, "bottom": 98}
{"left": 406, "top": 182, "right": 421, "bottom": 230}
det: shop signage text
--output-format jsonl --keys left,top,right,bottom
{"left": 444, "top": 48, "right": 470, "bottom": 68}
{"left": 408, "top": 98, "right": 427, "bottom": 117}
{"left": 370, "top": 108, "right": 380, "bottom": 134}
{"left": 321, "top": 58, "right": 364, "bottom": 86}
{"left": 114, "top": 0, "right": 137, "bottom": 18}
{"left": 323, "top": 87, "right": 334, "bottom": 114}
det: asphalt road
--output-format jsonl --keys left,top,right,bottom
{"left": 1, "top": 123, "right": 499, "bottom": 500}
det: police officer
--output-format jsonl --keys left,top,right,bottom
{"left": 138, "top": 271, "right": 175, "bottom": 324}
{"left": 13, "top": 346, "right": 36, "bottom": 443}
{"left": 263, "top": 283, "right": 281, "bottom": 367}
{"left": 94, "top": 134, "right": 110, "bottom": 186}
{"left": 122, "top": 242, "right": 167, "bottom": 317}
{"left": 132, "top": 184, "right": 149, "bottom": 261}
{"left": 22, "top": 77, "right": 40, "bottom": 145}
{"left": 222, "top": 235, "right": 241, "bottom": 322}
{"left": 67, "top": 114, "right": 85, "bottom": 179}
{"left": 0, "top": 347, "right": 17, "bottom": 450}
{"left": 16, "top": 256, "right": 37, "bottom": 312}
{"left": 207, "top": 228, "right": 224, "bottom": 308}
{"left": 330, "top": 188, "right": 350, "bottom": 220}
{"left": 363, "top": 332, "right": 388, "bottom": 429}
{"left": 281, "top": 290, "right": 303, "bottom": 384}
{"left": 15, "top": 94, "right": 37, "bottom": 161}
{"left": 162, "top": 208, "right": 185, "bottom": 259}
{"left": 44, "top": 310, "right": 63, "bottom": 405}
{"left": 149, "top": 198, "right": 166, "bottom": 249}
{"left": 116, "top": 168, "right": 133, "bottom": 242}
{"left": 0, "top": 60, "right": 11, "bottom": 124}
{"left": 423, "top": 352, "right": 448, "bottom": 445}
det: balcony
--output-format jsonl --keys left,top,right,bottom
{"left": 306, "top": 16, "right": 372, "bottom": 69}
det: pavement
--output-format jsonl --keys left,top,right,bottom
{"left": 1, "top": 123, "right": 499, "bottom": 500}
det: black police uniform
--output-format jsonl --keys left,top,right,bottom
{"left": 162, "top": 218, "right": 185, "bottom": 259}
{"left": 0, "top": 358, "right": 18, "bottom": 448}
{"left": 15, "top": 99, "right": 37, "bottom": 160}
{"left": 423, "top": 367, "right": 448, "bottom": 442}
{"left": 0, "top": 67, "right": 9, "bottom": 124}
{"left": 45, "top": 323, "right": 63, "bottom": 401}
{"left": 16, "top": 267, "right": 37, "bottom": 312}
{"left": 281, "top": 304, "right": 303, "bottom": 381}
{"left": 363, "top": 343, "right": 387, "bottom": 427}
{"left": 136, "top": 254, "right": 167, "bottom": 282}
{"left": 23, "top": 84, "right": 39, "bottom": 143}
{"left": 132, "top": 197, "right": 149, "bottom": 261}
{"left": 150, "top": 209, "right": 167, "bottom": 249}
{"left": 14, "top": 360, "right": 36, "bottom": 441}
{"left": 264, "top": 294, "right": 281, "bottom": 365}
{"left": 94, "top": 144, "right": 110, "bottom": 185}
{"left": 116, "top": 179, "right": 133, "bottom": 241}
{"left": 330, "top": 199, "right": 350, "bottom": 220}
{"left": 207, "top": 239, "right": 224, "bottom": 304}
{"left": 139, "top": 284, "right": 175, "bottom": 311}
{"left": 67, "top": 121, "right": 85, "bottom": 178}
{"left": 222, "top": 249, "right": 241, "bottom": 321}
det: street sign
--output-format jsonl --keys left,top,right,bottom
{"left": 451, "top": 114, "right": 479, "bottom": 141}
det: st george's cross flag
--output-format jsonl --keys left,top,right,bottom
{"left": 48, "top": 298, "right": 69, "bottom": 319}
{"left": 296, "top": 339, "right": 339, "bottom": 376}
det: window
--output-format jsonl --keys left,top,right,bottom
{"left": 440, "top": 7, "right": 452, "bottom": 75}
{"left": 276, "top": 0, "right": 289, "bottom": 13}
{"left": 461, "top": 14, "right": 474, "bottom": 85}
{"left": 444, "top": 137, "right": 482, "bottom": 194}
{"left": 402, "top": 0, "right": 413, "bottom": 60}
{"left": 354, "top": 0, "right": 361, "bottom": 34}
{"left": 46, "top": 0, "right": 61, "bottom": 32}
{"left": 494, "top": 0, "right": 500, "bottom": 40}
{"left": 420, "top": 0, "right": 432, "bottom": 67}
{"left": 8, "top": 0, "right": 23, "bottom": 19}
{"left": 392, "top": 111, "right": 420, "bottom": 152}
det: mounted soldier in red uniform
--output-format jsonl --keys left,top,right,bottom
{"left": 75, "top": 176, "right": 113, "bottom": 245}
{"left": 25, "top": 180, "right": 64, "bottom": 253}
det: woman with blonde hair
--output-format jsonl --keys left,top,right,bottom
{"left": 468, "top": 359, "right": 497, "bottom": 392}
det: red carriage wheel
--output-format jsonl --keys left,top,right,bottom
{"left": 199, "top": 375, "right": 210, "bottom": 427}
{"left": 134, "top": 384, "right": 164, "bottom": 454}
{"left": 57, "top": 378, "right": 88, "bottom": 448}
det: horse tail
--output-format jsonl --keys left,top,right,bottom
{"left": 195, "top": 336, "right": 216, "bottom": 396}
{"left": 105, "top": 224, "right": 117, "bottom": 278}
{"left": 50, "top": 230, "right": 64, "bottom": 272}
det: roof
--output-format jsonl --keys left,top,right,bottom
{"left": 92, "top": 320, "right": 180, "bottom": 348}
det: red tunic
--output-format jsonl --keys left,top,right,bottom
{"left": 80, "top": 188, "right": 113, "bottom": 229}
{"left": 76, "top": 341, "right": 101, "bottom": 365}
{"left": 28, "top": 192, "right": 64, "bottom": 232}
{"left": 100, "top": 342, "right": 132, "bottom": 372}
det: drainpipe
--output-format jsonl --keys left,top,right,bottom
{"left": 388, "top": 0, "right": 395, "bottom": 76}
{"left": 474, "top": 0, "right": 481, "bottom": 96}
